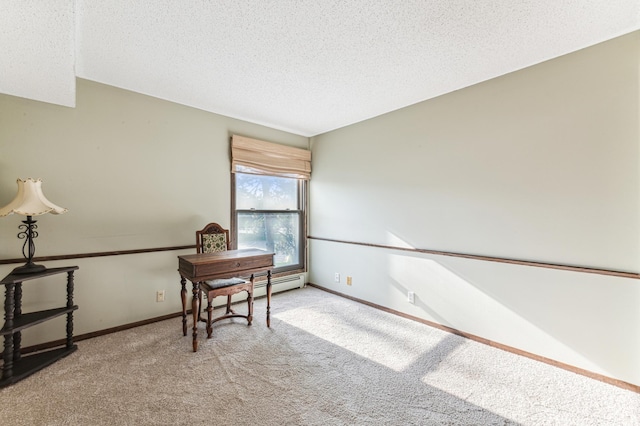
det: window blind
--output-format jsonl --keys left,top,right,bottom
{"left": 231, "top": 135, "right": 311, "bottom": 180}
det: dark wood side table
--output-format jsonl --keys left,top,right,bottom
{"left": 0, "top": 266, "right": 79, "bottom": 387}
{"left": 178, "top": 249, "right": 274, "bottom": 352}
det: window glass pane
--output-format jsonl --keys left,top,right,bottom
{"left": 237, "top": 212, "right": 300, "bottom": 268}
{"left": 236, "top": 174, "right": 298, "bottom": 210}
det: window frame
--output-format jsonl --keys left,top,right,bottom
{"left": 231, "top": 172, "right": 307, "bottom": 274}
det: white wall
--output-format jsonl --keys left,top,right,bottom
{"left": 0, "top": 79, "right": 308, "bottom": 345}
{"left": 309, "top": 32, "right": 640, "bottom": 386}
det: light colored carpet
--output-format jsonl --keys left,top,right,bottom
{"left": 0, "top": 286, "right": 638, "bottom": 425}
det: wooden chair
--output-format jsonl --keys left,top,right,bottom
{"left": 196, "top": 222, "right": 254, "bottom": 338}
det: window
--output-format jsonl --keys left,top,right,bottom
{"left": 230, "top": 135, "right": 310, "bottom": 273}
{"left": 233, "top": 173, "right": 306, "bottom": 272}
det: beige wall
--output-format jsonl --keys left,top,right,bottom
{"left": 0, "top": 79, "right": 308, "bottom": 345}
{"left": 309, "top": 32, "right": 640, "bottom": 386}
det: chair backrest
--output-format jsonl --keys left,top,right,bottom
{"left": 196, "top": 223, "right": 231, "bottom": 254}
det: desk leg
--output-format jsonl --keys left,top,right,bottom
{"left": 266, "top": 270, "right": 272, "bottom": 328}
{"left": 192, "top": 281, "right": 200, "bottom": 352}
{"left": 180, "top": 275, "right": 187, "bottom": 336}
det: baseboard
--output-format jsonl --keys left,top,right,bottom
{"left": 306, "top": 283, "right": 640, "bottom": 394}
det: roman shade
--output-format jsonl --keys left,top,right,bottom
{"left": 231, "top": 135, "right": 311, "bottom": 179}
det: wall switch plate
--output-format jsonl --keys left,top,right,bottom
{"left": 156, "top": 290, "right": 165, "bottom": 302}
{"left": 407, "top": 291, "right": 415, "bottom": 304}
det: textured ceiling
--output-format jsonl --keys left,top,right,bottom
{"left": 0, "top": 1, "right": 75, "bottom": 107}
{"left": 2, "top": 1, "right": 639, "bottom": 137}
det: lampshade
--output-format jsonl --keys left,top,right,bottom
{"left": 0, "top": 178, "right": 67, "bottom": 217}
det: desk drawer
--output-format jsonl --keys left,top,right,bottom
{"left": 196, "top": 255, "right": 272, "bottom": 277}
{"left": 179, "top": 251, "right": 274, "bottom": 281}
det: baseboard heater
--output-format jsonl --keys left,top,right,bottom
{"left": 254, "top": 274, "right": 305, "bottom": 293}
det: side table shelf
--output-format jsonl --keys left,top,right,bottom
{"left": 1, "top": 266, "right": 79, "bottom": 388}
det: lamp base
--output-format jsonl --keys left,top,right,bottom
{"left": 12, "top": 262, "right": 46, "bottom": 275}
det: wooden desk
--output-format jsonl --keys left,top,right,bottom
{"left": 178, "top": 249, "right": 274, "bottom": 352}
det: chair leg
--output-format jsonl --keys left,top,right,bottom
{"left": 197, "top": 288, "right": 203, "bottom": 322}
{"left": 248, "top": 274, "right": 254, "bottom": 325}
{"left": 247, "top": 290, "right": 253, "bottom": 325}
{"left": 206, "top": 297, "right": 213, "bottom": 338}
{"left": 225, "top": 295, "right": 232, "bottom": 314}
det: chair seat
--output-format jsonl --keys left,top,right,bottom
{"left": 202, "top": 277, "right": 247, "bottom": 290}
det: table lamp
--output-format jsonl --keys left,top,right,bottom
{"left": 0, "top": 178, "right": 67, "bottom": 274}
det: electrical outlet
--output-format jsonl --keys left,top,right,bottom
{"left": 156, "top": 290, "right": 165, "bottom": 302}
{"left": 334, "top": 273, "right": 340, "bottom": 283}
{"left": 407, "top": 291, "right": 415, "bottom": 304}
{"left": 346, "top": 276, "right": 352, "bottom": 286}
